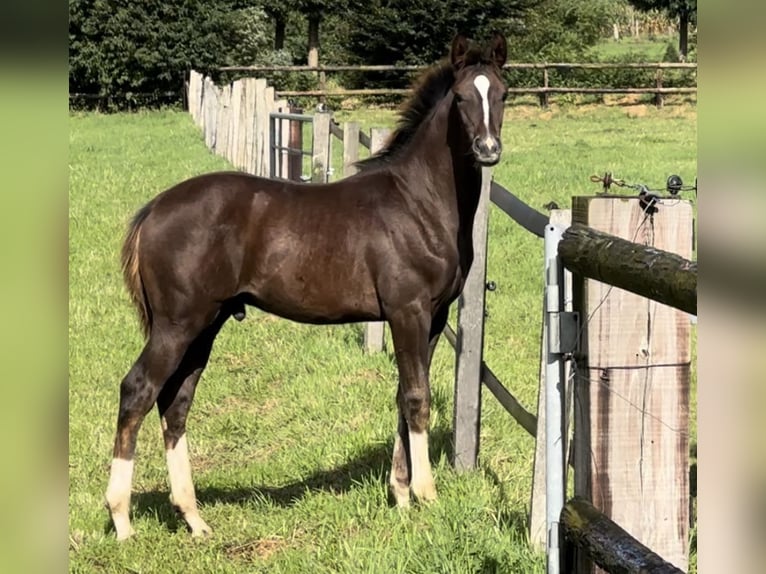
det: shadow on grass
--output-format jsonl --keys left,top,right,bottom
{"left": 129, "top": 426, "right": 454, "bottom": 534}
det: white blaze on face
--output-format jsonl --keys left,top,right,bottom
{"left": 473, "top": 74, "right": 491, "bottom": 131}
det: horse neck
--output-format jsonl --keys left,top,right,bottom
{"left": 396, "top": 93, "right": 483, "bottom": 226}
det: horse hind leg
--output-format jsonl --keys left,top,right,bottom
{"left": 104, "top": 322, "right": 205, "bottom": 540}
{"left": 389, "top": 392, "right": 411, "bottom": 508}
{"left": 157, "top": 314, "right": 227, "bottom": 537}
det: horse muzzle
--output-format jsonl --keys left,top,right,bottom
{"left": 472, "top": 136, "right": 502, "bottom": 166}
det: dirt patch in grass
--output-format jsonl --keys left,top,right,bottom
{"left": 224, "top": 536, "right": 288, "bottom": 561}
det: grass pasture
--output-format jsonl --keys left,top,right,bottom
{"left": 69, "top": 101, "right": 697, "bottom": 573}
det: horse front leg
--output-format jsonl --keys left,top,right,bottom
{"left": 388, "top": 304, "right": 437, "bottom": 505}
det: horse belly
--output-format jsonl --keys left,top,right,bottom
{"left": 243, "top": 248, "right": 382, "bottom": 324}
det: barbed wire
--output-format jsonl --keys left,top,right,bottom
{"left": 589, "top": 172, "right": 697, "bottom": 196}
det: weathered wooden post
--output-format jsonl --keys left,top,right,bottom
{"left": 311, "top": 111, "right": 331, "bottom": 184}
{"left": 452, "top": 167, "right": 492, "bottom": 470}
{"left": 342, "top": 122, "right": 360, "bottom": 178}
{"left": 363, "top": 127, "right": 390, "bottom": 353}
{"left": 288, "top": 106, "right": 304, "bottom": 181}
{"left": 568, "top": 195, "right": 693, "bottom": 573}
{"left": 655, "top": 66, "right": 664, "bottom": 109}
{"left": 253, "top": 78, "right": 268, "bottom": 176}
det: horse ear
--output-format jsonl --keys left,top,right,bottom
{"left": 451, "top": 34, "right": 470, "bottom": 69}
{"left": 488, "top": 32, "right": 507, "bottom": 69}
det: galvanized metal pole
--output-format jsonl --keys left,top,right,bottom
{"left": 544, "top": 223, "right": 566, "bottom": 574}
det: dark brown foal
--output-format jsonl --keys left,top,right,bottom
{"left": 105, "top": 32, "right": 508, "bottom": 539}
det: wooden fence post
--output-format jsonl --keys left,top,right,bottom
{"left": 311, "top": 112, "right": 331, "bottom": 183}
{"left": 529, "top": 208, "right": 572, "bottom": 548}
{"left": 215, "top": 84, "right": 231, "bottom": 157}
{"left": 253, "top": 78, "right": 268, "bottom": 176}
{"left": 228, "top": 80, "right": 242, "bottom": 167}
{"left": 288, "top": 106, "right": 304, "bottom": 181}
{"left": 540, "top": 67, "right": 550, "bottom": 108}
{"left": 343, "top": 122, "right": 360, "bottom": 178}
{"left": 188, "top": 71, "right": 203, "bottom": 125}
{"left": 242, "top": 78, "right": 257, "bottom": 175}
{"left": 452, "top": 167, "right": 492, "bottom": 470}
{"left": 655, "top": 67, "right": 664, "bottom": 108}
{"left": 273, "top": 99, "right": 289, "bottom": 179}
{"left": 363, "top": 127, "right": 390, "bottom": 353}
{"left": 570, "top": 196, "right": 693, "bottom": 573}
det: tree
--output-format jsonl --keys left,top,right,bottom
{"left": 343, "top": 0, "right": 538, "bottom": 67}
{"left": 626, "top": 0, "right": 696, "bottom": 58}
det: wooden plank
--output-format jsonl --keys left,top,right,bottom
{"left": 530, "top": 209, "right": 572, "bottom": 549}
{"left": 274, "top": 99, "right": 289, "bottom": 179}
{"left": 262, "top": 87, "right": 276, "bottom": 177}
{"left": 236, "top": 81, "right": 250, "bottom": 170}
{"left": 215, "top": 84, "right": 231, "bottom": 157}
{"left": 482, "top": 364, "right": 537, "bottom": 437}
{"left": 188, "top": 70, "right": 202, "bottom": 125}
{"left": 311, "top": 112, "right": 331, "bottom": 184}
{"left": 561, "top": 497, "right": 684, "bottom": 574}
{"left": 228, "top": 80, "right": 242, "bottom": 167}
{"left": 363, "top": 127, "right": 390, "bottom": 353}
{"left": 253, "top": 78, "right": 268, "bottom": 176}
{"left": 204, "top": 78, "right": 219, "bottom": 150}
{"left": 571, "top": 196, "right": 692, "bottom": 574}
{"left": 452, "top": 167, "right": 492, "bottom": 471}
{"left": 343, "top": 122, "right": 360, "bottom": 178}
{"left": 242, "top": 78, "right": 257, "bottom": 175}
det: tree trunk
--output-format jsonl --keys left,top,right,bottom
{"left": 308, "top": 15, "right": 320, "bottom": 68}
{"left": 678, "top": 8, "right": 689, "bottom": 60}
{"left": 274, "top": 16, "right": 286, "bottom": 51}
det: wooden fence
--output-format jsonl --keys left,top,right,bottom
{"left": 187, "top": 71, "right": 290, "bottom": 176}
{"left": 217, "top": 62, "right": 697, "bottom": 108}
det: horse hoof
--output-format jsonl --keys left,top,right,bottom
{"left": 412, "top": 481, "right": 437, "bottom": 504}
{"left": 390, "top": 484, "right": 411, "bottom": 509}
{"left": 115, "top": 526, "right": 136, "bottom": 542}
{"left": 189, "top": 519, "right": 213, "bottom": 538}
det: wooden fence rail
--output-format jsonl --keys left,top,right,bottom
{"left": 558, "top": 223, "right": 697, "bottom": 315}
{"left": 561, "top": 497, "right": 684, "bottom": 574}
{"left": 216, "top": 62, "right": 696, "bottom": 107}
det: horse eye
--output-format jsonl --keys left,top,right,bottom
{"left": 501, "top": 91, "right": 508, "bottom": 102}
{"left": 454, "top": 93, "right": 464, "bottom": 103}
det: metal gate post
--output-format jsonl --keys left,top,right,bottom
{"left": 544, "top": 223, "right": 566, "bottom": 574}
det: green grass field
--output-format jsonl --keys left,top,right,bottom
{"left": 69, "top": 100, "right": 697, "bottom": 573}
{"left": 588, "top": 35, "right": 676, "bottom": 61}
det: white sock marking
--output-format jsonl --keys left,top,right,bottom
{"left": 408, "top": 430, "right": 435, "bottom": 499}
{"left": 165, "top": 431, "right": 210, "bottom": 535}
{"left": 106, "top": 458, "right": 134, "bottom": 510}
{"left": 473, "top": 74, "right": 491, "bottom": 131}
{"left": 106, "top": 458, "right": 135, "bottom": 539}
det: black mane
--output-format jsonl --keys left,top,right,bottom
{"left": 356, "top": 61, "right": 455, "bottom": 171}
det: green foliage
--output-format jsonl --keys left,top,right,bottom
{"left": 506, "top": 0, "right": 615, "bottom": 62}
{"left": 341, "top": 0, "right": 530, "bottom": 67}
{"left": 69, "top": 0, "right": 249, "bottom": 108}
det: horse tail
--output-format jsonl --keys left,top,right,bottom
{"left": 121, "top": 201, "right": 154, "bottom": 338}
